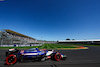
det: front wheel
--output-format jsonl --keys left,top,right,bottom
{"left": 5, "top": 54, "right": 17, "bottom": 65}
{"left": 51, "top": 53, "right": 61, "bottom": 61}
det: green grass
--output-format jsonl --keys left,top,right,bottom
{"left": 0, "top": 43, "right": 100, "bottom": 49}
{"left": 38, "top": 44, "right": 77, "bottom": 49}
{"left": 69, "top": 43, "right": 100, "bottom": 46}
{"left": 0, "top": 44, "right": 77, "bottom": 49}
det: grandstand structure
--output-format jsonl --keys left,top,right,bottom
{"left": 36, "top": 40, "right": 56, "bottom": 44}
{"left": 0, "top": 29, "right": 36, "bottom": 45}
{"left": 58, "top": 39, "right": 100, "bottom": 45}
{"left": 0, "top": 29, "right": 56, "bottom": 45}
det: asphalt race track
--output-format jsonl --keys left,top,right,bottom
{"left": 0, "top": 46, "right": 100, "bottom": 67}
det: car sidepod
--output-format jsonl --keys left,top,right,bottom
{"left": 21, "top": 50, "right": 46, "bottom": 60}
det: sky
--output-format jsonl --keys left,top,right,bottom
{"left": 0, "top": 0, "right": 100, "bottom": 41}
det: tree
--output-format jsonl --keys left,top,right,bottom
{"left": 66, "top": 38, "right": 70, "bottom": 40}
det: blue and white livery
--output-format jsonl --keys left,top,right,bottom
{"left": 5, "top": 48, "right": 67, "bottom": 65}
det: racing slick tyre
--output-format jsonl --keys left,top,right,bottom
{"left": 51, "top": 53, "right": 61, "bottom": 61}
{"left": 5, "top": 54, "right": 17, "bottom": 65}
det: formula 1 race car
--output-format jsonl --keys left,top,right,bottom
{"left": 5, "top": 48, "right": 67, "bottom": 65}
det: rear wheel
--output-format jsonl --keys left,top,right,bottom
{"left": 6, "top": 54, "right": 17, "bottom": 65}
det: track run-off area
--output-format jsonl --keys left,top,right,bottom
{"left": 0, "top": 44, "right": 88, "bottom": 50}
{"left": 0, "top": 46, "right": 100, "bottom": 67}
